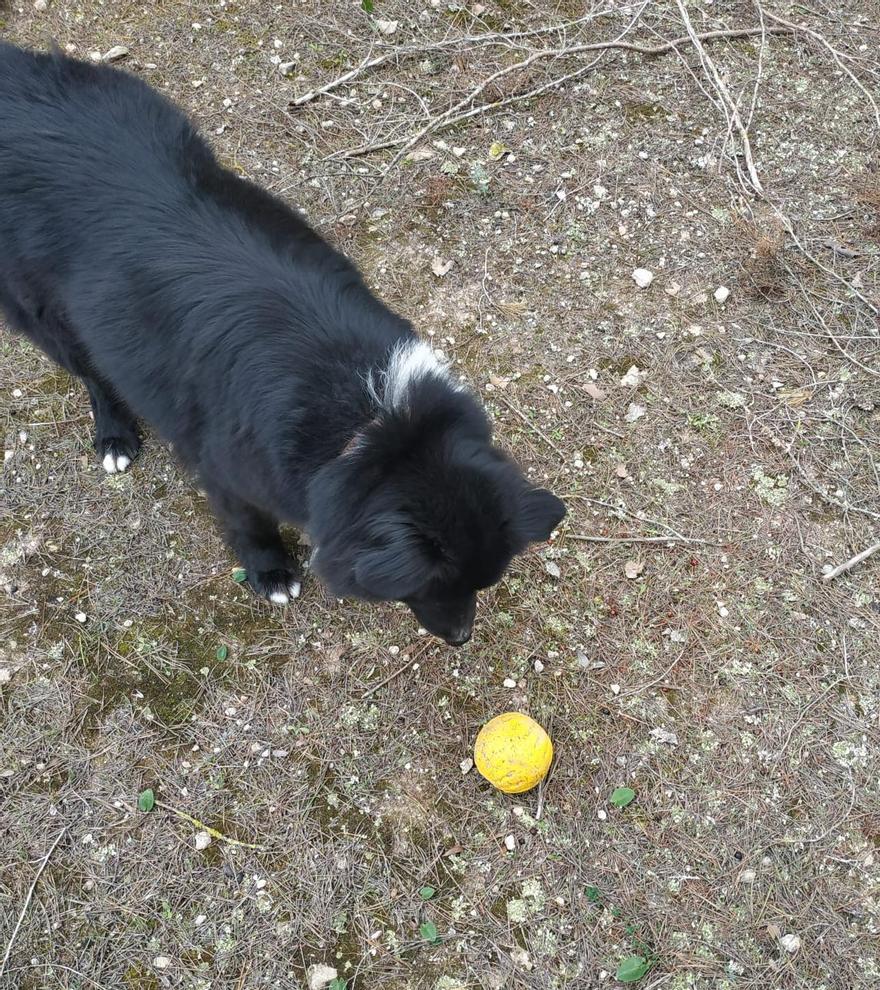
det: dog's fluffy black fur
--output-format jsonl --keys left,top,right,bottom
{"left": 0, "top": 42, "right": 565, "bottom": 644}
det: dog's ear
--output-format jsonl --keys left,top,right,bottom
{"left": 515, "top": 487, "right": 566, "bottom": 543}
{"left": 354, "top": 514, "right": 437, "bottom": 600}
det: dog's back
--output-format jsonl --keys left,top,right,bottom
{"left": 0, "top": 43, "right": 408, "bottom": 514}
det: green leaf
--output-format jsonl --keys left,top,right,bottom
{"left": 329, "top": 980, "right": 347, "bottom": 990}
{"left": 361, "top": 0, "right": 374, "bottom": 11}
{"left": 215, "top": 644, "right": 228, "bottom": 662}
{"left": 585, "top": 885, "right": 602, "bottom": 903}
{"left": 616, "top": 955, "right": 651, "bottom": 983}
{"left": 231, "top": 568, "right": 247, "bottom": 584}
{"left": 419, "top": 886, "right": 436, "bottom": 901}
{"left": 137, "top": 788, "right": 155, "bottom": 812}
{"left": 610, "top": 786, "right": 635, "bottom": 809}
{"left": 419, "top": 921, "right": 440, "bottom": 944}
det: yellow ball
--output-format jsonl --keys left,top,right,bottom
{"left": 474, "top": 712, "right": 553, "bottom": 794}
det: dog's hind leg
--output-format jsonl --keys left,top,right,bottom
{"left": 207, "top": 486, "right": 302, "bottom": 605}
{"left": 0, "top": 281, "right": 140, "bottom": 473}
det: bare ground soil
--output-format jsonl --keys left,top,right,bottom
{"left": 1, "top": 2, "right": 879, "bottom": 989}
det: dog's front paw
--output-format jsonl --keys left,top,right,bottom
{"left": 250, "top": 569, "right": 302, "bottom": 605}
{"left": 100, "top": 437, "right": 139, "bottom": 474}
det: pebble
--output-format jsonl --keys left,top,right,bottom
{"left": 631, "top": 268, "right": 654, "bottom": 288}
{"left": 34, "top": 0, "right": 48, "bottom": 10}
{"left": 619, "top": 365, "right": 645, "bottom": 388}
{"left": 544, "top": 561, "right": 561, "bottom": 579}
{"left": 780, "top": 933, "right": 801, "bottom": 953}
{"left": 503, "top": 677, "right": 517, "bottom": 688}
{"left": 0, "top": 669, "right": 11, "bottom": 684}
{"left": 194, "top": 831, "right": 212, "bottom": 851}
{"left": 610, "top": 683, "right": 621, "bottom": 695}
{"left": 504, "top": 834, "right": 516, "bottom": 851}
{"left": 665, "top": 280, "right": 682, "bottom": 296}
{"left": 625, "top": 403, "right": 646, "bottom": 423}
{"left": 103, "top": 46, "right": 130, "bottom": 63}
{"left": 597, "top": 809, "right": 607, "bottom": 821}
{"left": 460, "top": 757, "right": 473, "bottom": 775}
{"left": 533, "top": 659, "right": 545, "bottom": 674}
{"left": 739, "top": 869, "right": 756, "bottom": 883}
{"left": 194, "top": 914, "right": 207, "bottom": 925}
{"left": 74, "top": 612, "right": 87, "bottom": 624}
{"left": 307, "top": 964, "right": 338, "bottom": 990}
{"left": 714, "top": 285, "right": 731, "bottom": 304}
{"left": 650, "top": 727, "right": 679, "bottom": 746}
{"left": 153, "top": 956, "right": 172, "bottom": 970}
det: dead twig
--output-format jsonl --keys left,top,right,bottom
{"left": 291, "top": 7, "right": 620, "bottom": 107}
{"left": 334, "top": 22, "right": 793, "bottom": 162}
{"left": 674, "top": 0, "right": 764, "bottom": 195}
{"left": 361, "top": 644, "right": 430, "bottom": 698}
{"left": 566, "top": 533, "right": 717, "bottom": 546}
{"left": 155, "top": 800, "right": 264, "bottom": 850}
{"left": 0, "top": 827, "right": 68, "bottom": 978}
{"left": 822, "top": 541, "right": 880, "bottom": 582}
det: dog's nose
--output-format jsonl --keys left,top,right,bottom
{"left": 446, "top": 630, "right": 472, "bottom": 647}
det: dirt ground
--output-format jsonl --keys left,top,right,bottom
{"left": 2, "top": 2, "right": 879, "bottom": 988}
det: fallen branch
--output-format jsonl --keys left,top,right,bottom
{"left": 292, "top": 7, "right": 619, "bottom": 107}
{"left": 822, "top": 541, "right": 880, "bottom": 582}
{"left": 567, "top": 533, "right": 712, "bottom": 546}
{"left": 675, "top": 0, "right": 764, "bottom": 195}
{"left": 764, "top": 10, "right": 880, "bottom": 130}
{"left": 331, "top": 23, "right": 793, "bottom": 161}
{"left": 0, "top": 827, "right": 67, "bottom": 978}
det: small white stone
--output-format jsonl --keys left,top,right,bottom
{"left": 665, "top": 280, "right": 682, "bottom": 297}
{"left": 597, "top": 809, "right": 607, "bottom": 820}
{"left": 103, "top": 46, "right": 130, "bottom": 62}
{"left": 625, "top": 402, "right": 646, "bottom": 423}
{"left": 632, "top": 268, "right": 654, "bottom": 288}
{"left": 0, "top": 669, "right": 10, "bottom": 684}
{"left": 650, "top": 727, "right": 679, "bottom": 746}
{"left": 610, "top": 683, "right": 621, "bottom": 695}
{"left": 780, "top": 933, "right": 801, "bottom": 953}
{"left": 619, "top": 365, "right": 645, "bottom": 388}
{"left": 194, "top": 831, "right": 212, "bottom": 850}
{"left": 533, "top": 659, "right": 545, "bottom": 674}
{"left": 34, "top": 0, "right": 48, "bottom": 10}
{"left": 544, "top": 561, "right": 561, "bottom": 579}
{"left": 504, "top": 834, "right": 516, "bottom": 851}
{"left": 307, "top": 964, "right": 338, "bottom": 990}
{"left": 194, "top": 914, "right": 207, "bottom": 926}
{"left": 12, "top": 388, "right": 22, "bottom": 397}
{"left": 503, "top": 677, "right": 517, "bottom": 688}
{"left": 714, "top": 285, "right": 731, "bottom": 304}
{"left": 739, "top": 869, "right": 756, "bottom": 883}
{"left": 153, "top": 956, "right": 172, "bottom": 970}
{"left": 74, "top": 612, "right": 87, "bottom": 624}
{"left": 388, "top": 644, "right": 400, "bottom": 655}
{"left": 460, "top": 757, "right": 473, "bottom": 775}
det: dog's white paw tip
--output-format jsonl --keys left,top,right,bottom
{"left": 269, "top": 590, "right": 289, "bottom": 606}
{"left": 288, "top": 581, "right": 302, "bottom": 599}
{"left": 102, "top": 450, "right": 132, "bottom": 474}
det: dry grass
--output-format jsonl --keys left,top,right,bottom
{"left": 2, "top": 2, "right": 880, "bottom": 989}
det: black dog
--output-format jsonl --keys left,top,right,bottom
{"left": 0, "top": 43, "right": 565, "bottom": 645}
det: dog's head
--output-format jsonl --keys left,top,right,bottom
{"left": 307, "top": 356, "right": 565, "bottom": 645}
